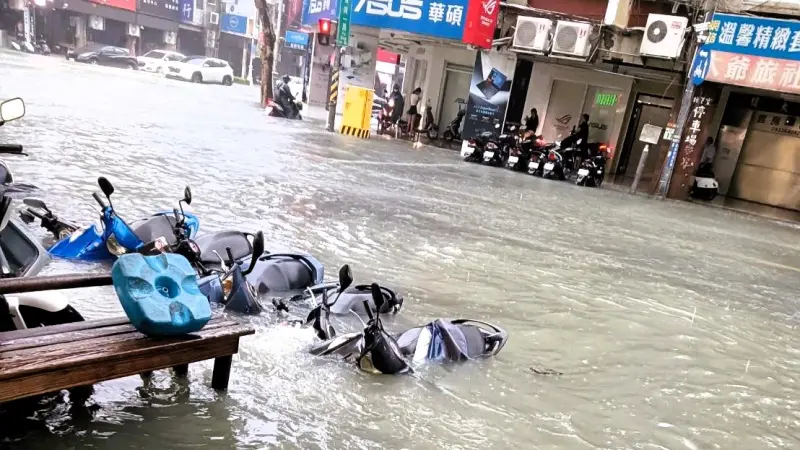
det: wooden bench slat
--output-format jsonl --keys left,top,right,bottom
{"left": 0, "top": 316, "right": 236, "bottom": 353}
{"left": 0, "top": 317, "right": 130, "bottom": 343}
{"left": 0, "top": 336, "right": 243, "bottom": 402}
{"left": 0, "top": 322, "right": 254, "bottom": 380}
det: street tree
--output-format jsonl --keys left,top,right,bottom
{"left": 255, "top": 0, "right": 276, "bottom": 108}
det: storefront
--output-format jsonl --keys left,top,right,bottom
{"left": 136, "top": 0, "right": 179, "bottom": 53}
{"left": 176, "top": 0, "right": 204, "bottom": 55}
{"left": 302, "top": 0, "right": 499, "bottom": 127}
{"left": 51, "top": 0, "right": 137, "bottom": 49}
{"left": 521, "top": 62, "right": 633, "bottom": 151}
{"left": 684, "top": 12, "right": 800, "bottom": 211}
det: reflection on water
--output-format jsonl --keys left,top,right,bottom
{"left": 2, "top": 52, "right": 800, "bottom": 449}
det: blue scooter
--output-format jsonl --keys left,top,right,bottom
{"left": 26, "top": 177, "right": 200, "bottom": 262}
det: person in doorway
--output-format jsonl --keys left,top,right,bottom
{"left": 407, "top": 87, "right": 422, "bottom": 134}
{"left": 524, "top": 108, "right": 539, "bottom": 138}
{"left": 388, "top": 84, "right": 405, "bottom": 126}
{"left": 697, "top": 136, "right": 716, "bottom": 177}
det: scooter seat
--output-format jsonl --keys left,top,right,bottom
{"left": 195, "top": 231, "right": 252, "bottom": 265}
{"left": 130, "top": 215, "right": 179, "bottom": 246}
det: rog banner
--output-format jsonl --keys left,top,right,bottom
{"left": 461, "top": 50, "right": 516, "bottom": 141}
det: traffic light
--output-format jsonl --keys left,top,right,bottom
{"left": 318, "top": 18, "right": 332, "bottom": 46}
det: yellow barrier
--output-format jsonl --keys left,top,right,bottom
{"left": 340, "top": 85, "right": 373, "bottom": 139}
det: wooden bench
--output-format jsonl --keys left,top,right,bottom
{"left": 0, "top": 316, "right": 254, "bottom": 403}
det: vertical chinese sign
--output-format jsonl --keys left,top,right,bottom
{"left": 666, "top": 85, "right": 720, "bottom": 199}
{"left": 337, "top": 0, "right": 351, "bottom": 47}
{"left": 696, "top": 13, "right": 800, "bottom": 93}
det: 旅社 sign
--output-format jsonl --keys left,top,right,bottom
{"left": 694, "top": 13, "right": 800, "bottom": 94}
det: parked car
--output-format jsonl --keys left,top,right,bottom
{"left": 137, "top": 49, "right": 185, "bottom": 73}
{"left": 165, "top": 56, "right": 234, "bottom": 85}
{"left": 68, "top": 45, "right": 138, "bottom": 69}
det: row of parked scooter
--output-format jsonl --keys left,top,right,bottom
{"left": 462, "top": 124, "right": 609, "bottom": 187}
{"left": 0, "top": 97, "right": 509, "bottom": 375}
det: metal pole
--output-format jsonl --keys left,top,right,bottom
{"left": 326, "top": 47, "right": 341, "bottom": 132}
{"left": 630, "top": 144, "right": 650, "bottom": 194}
{"left": 655, "top": 6, "right": 715, "bottom": 198}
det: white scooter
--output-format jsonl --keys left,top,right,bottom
{"left": 689, "top": 162, "right": 719, "bottom": 201}
{"left": 0, "top": 98, "right": 85, "bottom": 332}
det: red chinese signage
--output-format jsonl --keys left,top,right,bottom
{"left": 89, "top": 0, "right": 136, "bottom": 11}
{"left": 705, "top": 50, "right": 800, "bottom": 93}
{"left": 462, "top": 0, "right": 499, "bottom": 49}
{"left": 377, "top": 48, "right": 399, "bottom": 65}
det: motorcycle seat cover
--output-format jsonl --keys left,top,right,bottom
{"left": 130, "top": 215, "right": 179, "bottom": 246}
{"left": 196, "top": 230, "right": 252, "bottom": 265}
{"left": 112, "top": 253, "right": 211, "bottom": 336}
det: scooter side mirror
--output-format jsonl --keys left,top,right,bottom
{"left": 183, "top": 186, "right": 192, "bottom": 205}
{"left": 338, "top": 264, "right": 353, "bottom": 292}
{"left": 243, "top": 231, "right": 264, "bottom": 276}
{"left": 97, "top": 177, "right": 114, "bottom": 198}
{"left": 22, "top": 198, "right": 48, "bottom": 211}
{"left": 370, "top": 283, "right": 384, "bottom": 314}
{"left": 0, "top": 98, "right": 25, "bottom": 123}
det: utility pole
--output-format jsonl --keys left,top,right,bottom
{"left": 326, "top": 0, "right": 350, "bottom": 132}
{"left": 326, "top": 48, "right": 341, "bottom": 132}
{"left": 654, "top": 1, "right": 716, "bottom": 198}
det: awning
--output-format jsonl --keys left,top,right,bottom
{"left": 53, "top": 0, "right": 135, "bottom": 23}
{"left": 137, "top": 13, "right": 178, "bottom": 31}
{"left": 178, "top": 23, "right": 204, "bottom": 33}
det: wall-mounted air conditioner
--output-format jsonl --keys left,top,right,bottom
{"left": 512, "top": 17, "right": 552, "bottom": 53}
{"left": 127, "top": 23, "right": 140, "bottom": 37}
{"left": 639, "top": 14, "right": 688, "bottom": 59}
{"left": 208, "top": 11, "right": 219, "bottom": 25}
{"left": 89, "top": 15, "right": 105, "bottom": 31}
{"left": 551, "top": 20, "right": 592, "bottom": 58}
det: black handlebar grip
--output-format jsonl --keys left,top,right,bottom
{"left": 92, "top": 192, "right": 105, "bottom": 207}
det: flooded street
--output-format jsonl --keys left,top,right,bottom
{"left": 2, "top": 51, "right": 800, "bottom": 449}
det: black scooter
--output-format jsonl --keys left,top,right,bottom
{"left": 267, "top": 98, "right": 302, "bottom": 120}
{"left": 307, "top": 270, "right": 508, "bottom": 375}
{"left": 576, "top": 146, "right": 608, "bottom": 187}
{"left": 464, "top": 125, "right": 499, "bottom": 163}
{"left": 442, "top": 109, "right": 465, "bottom": 142}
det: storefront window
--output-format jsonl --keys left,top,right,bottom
{"left": 583, "top": 86, "right": 624, "bottom": 145}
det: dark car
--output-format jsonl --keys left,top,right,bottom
{"left": 67, "top": 44, "right": 138, "bottom": 70}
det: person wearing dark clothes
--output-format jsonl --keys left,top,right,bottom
{"left": 562, "top": 114, "right": 590, "bottom": 153}
{"left": 524, "top": 108, "right": 539, "bottom": 134}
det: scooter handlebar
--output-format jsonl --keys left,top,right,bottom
{"left": 92, "top": 192, "right": 105, "bottom": 208}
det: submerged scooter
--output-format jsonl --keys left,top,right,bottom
{"left": 307, "top": 272, "right": 508, "bottom": 375}
{"left": 0, "top": 97, "right": 83, "bottom": 331}
{"left": 27, "top": 177, "right": 200, "bottom": 262}
{"left": 266, "top": 98, "right": 303, "bottom": 120}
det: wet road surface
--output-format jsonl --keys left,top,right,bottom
{"left": 2, "top": 51, "right": 800, "bottom": 449}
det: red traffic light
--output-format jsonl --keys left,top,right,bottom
{"left": 319, "top": 18, "right": 331, "bottom": 35}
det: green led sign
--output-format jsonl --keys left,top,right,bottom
{"left": 595, "top": 92, "right": 618, "bottom": 107}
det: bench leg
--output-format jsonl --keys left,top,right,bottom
{"left": 211, "top": 355, "right": 233, "bottom": 390}
{"left": 173, "top": 364, "right": 189, "bottom": 377}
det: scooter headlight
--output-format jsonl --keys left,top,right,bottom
{"left": 106, "top": 235, "right": 128, "bottom": 256}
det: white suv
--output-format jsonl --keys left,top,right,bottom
{"left": 165, "top": 56, "right": 235, "bottom": 86}
{"left": 137, "top": 50, "right": 185, "bottom": 73}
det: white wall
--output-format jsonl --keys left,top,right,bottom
{"left": 337, "top": 27, "right": 379, "bottom": 115}
{"left": 307, "top": 38, "right": 334, "bottom": 108}
{"left": 404, "top": 45, "right": 475, "bottom": 126}
{"left": 522, "top": 62, "right": 633, "bottom": 146}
